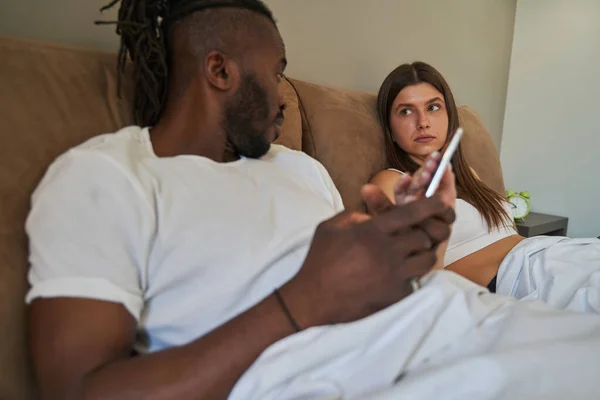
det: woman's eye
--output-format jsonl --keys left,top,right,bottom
{"left": 429, "top": 104, "right": 441, "bottom": 112}
{"left": 399, "top": 108, "right": 413, "bottom": 116}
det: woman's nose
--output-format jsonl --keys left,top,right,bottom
{"left": 417, "top": 112, "right": 431, "bottom": 129}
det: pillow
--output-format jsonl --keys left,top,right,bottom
{"left": 287, "top": 78, "right": 386, "bottom": 211}
{"left": 273, "top": 77, "right": 302, "bottom": 151}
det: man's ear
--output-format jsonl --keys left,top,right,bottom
{"left": 205, "top": 50, "right": 239, "bottom": 91}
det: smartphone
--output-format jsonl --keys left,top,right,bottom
{"left": 424, "top": 127, "right": 463, "bottom": 198}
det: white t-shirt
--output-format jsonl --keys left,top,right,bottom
{"left": 25, "top": 126, "right": 344, "bottom": 353}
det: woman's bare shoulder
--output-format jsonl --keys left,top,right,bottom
{"left": 370, "top": 169, "right": 405, "bottom": 185}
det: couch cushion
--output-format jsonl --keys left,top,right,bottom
{"left": 0, "top": 37, "right": 133, "bottom": 400}
{"left": 289, "top": 79, "right": 387, "bottom": 211}
{"left": 276, "top": 78, "right": 303, "bottom": 151}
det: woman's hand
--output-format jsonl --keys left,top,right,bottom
{"left": 394, "top": 152, "right": 456, "bottom": 208}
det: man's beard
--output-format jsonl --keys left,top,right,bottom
{"left": 222, "top": 74, "right": 277, "bottom": 159}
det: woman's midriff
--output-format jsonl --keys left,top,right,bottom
{"left": 445, "top": 235, "right": 527, "bottom": 288}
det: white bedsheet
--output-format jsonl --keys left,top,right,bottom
{"left": 229, "top": 271, "right": 600, "bottom": 400}
{"left": 497, "top": 236, "right": 600, "bottom": 313}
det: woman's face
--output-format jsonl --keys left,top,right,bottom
{"left": 389, "top": 83, "right": 449, "bottom": 165}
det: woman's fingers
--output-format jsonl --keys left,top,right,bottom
{"left": 393, "top": 174, "right": 412, "bottom": 205}
{"left": 400, "top": 152, "right": 441, "bottom": 204}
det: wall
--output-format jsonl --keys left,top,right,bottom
{"left": 0, "top": 0, "right": 517, "bottom": 149}
{"left": 500, "top": 0, "right": 600, "bottom": 238}
{"left": 266, "top": 0, "right": 517, "bottom": 149}
{"left": 0, "top": 0, "right": 119, "bottom": 51}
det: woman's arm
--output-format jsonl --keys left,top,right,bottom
{"left": 369, "top": 170, "right": 404, "bottom": 210}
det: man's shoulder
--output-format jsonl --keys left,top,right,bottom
{"left": 266, "top": 143, "right": 309, "bottom": 157}
{"left": 70, "top": 125, "right": 150, "bottom": 157}
{"left": 264, "top": 144, "right": 321, "bottom": 168}
{"left": 49, "top": 126, "right": 150, "bottom": 172}
{"left": 264, "top": 144, "right": 331, "bottom": 178}
{"left": 33, "top": 126, "right": 151, "bottom": 200}
{"left": 264, "top": 144, "right": 341, "bottom": 206}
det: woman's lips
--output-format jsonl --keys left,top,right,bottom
{"left": 415, "top": 136, "right": 436, "bottom": 143}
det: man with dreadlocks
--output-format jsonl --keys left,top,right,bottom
{"left": 25, "top": 0, "right": 455, "bottom": 398}
{"left": 25, "top": 1, "right": 600, "bottom": 399}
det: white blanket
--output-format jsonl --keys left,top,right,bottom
{"left": 497, "top": 236, "right": 600, "bottom": 313}
{"left": 229, "top": 271, "right": 600, "bottom": 400}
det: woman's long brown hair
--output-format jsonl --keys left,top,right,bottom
{"left": 377, "top": 61, "right": 510, "bottom": 230}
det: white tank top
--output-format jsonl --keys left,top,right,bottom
{"left": 386, "top": 169, "right": 517, "bottom": 267}
{"left": 444, "top": 199, "right": 517, "bottom": 266}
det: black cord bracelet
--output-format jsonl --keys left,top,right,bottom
{"left": 274, "top": 289, "right": 301, "bottom": 332}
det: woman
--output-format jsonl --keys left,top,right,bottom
{"left": 372, "top": 61, "right": 600, "bottom": 313}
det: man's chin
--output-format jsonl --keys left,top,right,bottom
{"left": 238, "top": 141, "right": 271, "bottom": 159}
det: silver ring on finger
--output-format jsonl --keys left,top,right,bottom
{"left": 409, "top": 277, "right": 422, "bottom": 293}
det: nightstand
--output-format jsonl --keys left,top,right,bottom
{"left": 515, "top": 212, "right": 569, "bottom": 238}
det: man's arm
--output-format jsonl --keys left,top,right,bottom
{"left": 30, "top": 288, "right": 320, "bottom": 400}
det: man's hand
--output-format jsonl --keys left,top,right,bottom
{"left": 280, "top": 194, "right": 455, "bottom": 328}
{"left": 368, "top": 152, "right": 457, "bottom": 273}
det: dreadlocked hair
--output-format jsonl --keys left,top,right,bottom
{"left": 96, "top": 0, "right": 275, "bottom": 127}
